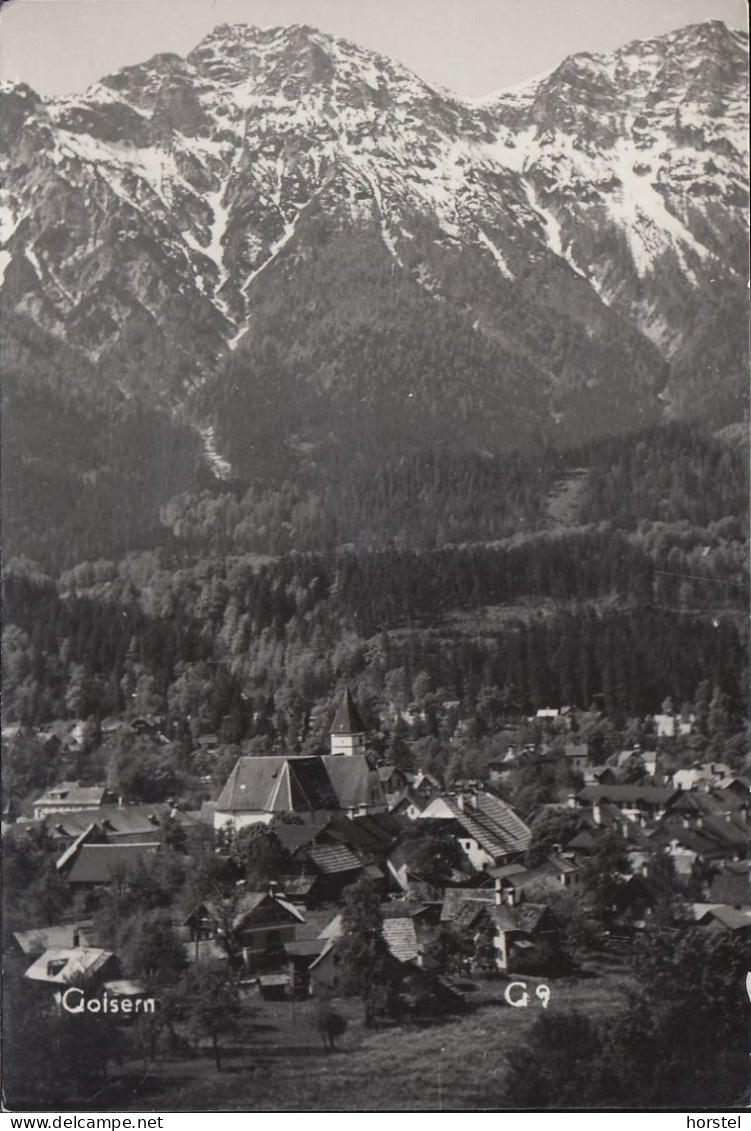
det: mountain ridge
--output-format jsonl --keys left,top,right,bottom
{"left": 1, "top": 19, "right": 747, "bottom": 560}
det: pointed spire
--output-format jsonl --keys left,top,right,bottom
{"left": 331, "top": 687, "right": 366, "bottom": 735}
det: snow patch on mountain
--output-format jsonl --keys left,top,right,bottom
{"left": 200, "top": 424, "right": 233, "bottom": 479}
{"left": 476, "top": 227, "right": 514, "bottom": 280}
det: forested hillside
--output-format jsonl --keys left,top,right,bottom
{"left": 3, "top": 421, "right": 747, "bottom": 815}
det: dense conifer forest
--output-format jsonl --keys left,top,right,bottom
{"left": 3, "top": 418, "right": 747, "bottom": 815}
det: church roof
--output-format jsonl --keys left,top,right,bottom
{"left": 215, "top": 755, "right": 384, "bottom": 815}
{"left": 331, "top": 687, "right": 366, "bottom": 735}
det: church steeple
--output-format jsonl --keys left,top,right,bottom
{"left": 330, "top": 687, "right": 366, "bottom": 756}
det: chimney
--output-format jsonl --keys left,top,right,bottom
{"left": 468, "top": 790, "right": 478, "bottom": 810}
{"left": 494, "top": 877, "right": 503, "bottom": 906}
{"left": 456, "top": 792, "right": 465, "bottom": 813}
{"left": 592, "top": 803, "right": 602, "bottom": 826}
{"left": 118, "top": 795, "right": 123, "bottom": 809}
{"left": 505, "top": 888, "right": 517, "bottom": 907}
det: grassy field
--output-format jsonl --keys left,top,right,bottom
{"left": 85, "top": 956, "right": 632, "bottom": 1112}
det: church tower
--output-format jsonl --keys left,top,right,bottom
{"left": 330, "top": 687, "right": 367, "bottom": 756}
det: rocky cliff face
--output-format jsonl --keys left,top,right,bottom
{"left": 0, "top": 21, "right": 747, "bottom": 470}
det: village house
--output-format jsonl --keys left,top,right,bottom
{"left": 182, "top": 889, "right": 305, "bottom": 969}
{"left": 24, "top": 946, "right": 120, "bottom": 991}
{"left": 652, "top": 712, "right": 693, "bottom": 738}
{"left": 575, "top": 784, "right": 680, "bottom": 823}
{"left": 495, "top": 850, "right": 585, "bottom": 896}
{"left": 11, "top": 920, "right": 98, "bottom": 959}
{"left": 57, "top": 842, "right": 161, "bottom": 907}
{"left": 417, "top": 789, "right": 532, "bottom": 868}
{"left": 672, "top": 762, "right": 732, "bottom": 791}
{"left": 376, "top": 763, "right": 411, "bottom": 807}
{"left": 693, "top": 904, "right": 751, "bottom": 937}
{"left": 18, "top": 801, "right": 201, "bottom": 848}
{"left": 440, "top": 884, "right": 561, "bottom": 973}
{"left": 563, "top": 743, "right": 589, "bottom": 774}
{"left": 32, "top": 781, "right": 113, "bottom": 821}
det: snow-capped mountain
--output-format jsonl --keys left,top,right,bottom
{"left": 1, "top": 20, "right": 747, "bottom": 466}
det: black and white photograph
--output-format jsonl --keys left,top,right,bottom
{"left": 1, "top": 0, "right": 749, "bottom": 1113}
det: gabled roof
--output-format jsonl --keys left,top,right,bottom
{"left": 490, "top": 903, "right": 557, "bottom": 934}
{"left": 293, "top": 910, "right": 342, "bottom": 942}
{"left": 277, "top": 874, "right": 318, "bottom": 897}
{"left": 24, "top": 947, "right": 114, "bottom": 984}
{"left": 13, "top": 921, "right": 96, "bottom": 956}
{"left": 64, "top": 843, "right": 158, "bottom": 884}
{"left": 42, "top": 803, "right": 200, "bottom": 841}
{"left": 331, "top": 688, "right": 366, "bottom": 735}
{"left": 440, "top": 888, "right": 494, "bottom": 922}
{"left": 696, "top": 905, "right": 751, "bottom": 931}
{"left": 34, "top": 782, "right": 107, "bottom": 809}
{"left": 451, "top": 901, "right": 491, "bottom": 933}
{"left": 305, "top": 842, "right": 363, "bottom": 875}
{"left": 187, "top": 891, "right": 305, "bottom": 930}
{"left": 422, "top": 793, "right": 531, "bottom": 859}
{"left": 382, "top": 918, "right": 419, "bottom": 963}
{"left": 215, "top": 755, "right": 383, "bottom": 815}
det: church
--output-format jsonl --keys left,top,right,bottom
{"left": 213, "top": 688, "right": 386, "bottom": 830}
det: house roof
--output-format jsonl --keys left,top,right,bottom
{"left": 215, "top": 755, "right": 383, "bottom": 815}
{"left": 192, "top": 891, "right": 306, "bottom": 929}
{"left": 293, "top": 910, "right": 341, "bottom": 942}
{"left": 34, "top": 782, "right": 107, "bottom": 809}
{"left": 380, "top": 902, "right": 430, "bottom": 920}
{"left": 709, "top": 872, "right": 751, "bottom": 906}
{"left": 578, "top": 785, "right": 679, "bottom": 806}
{"left": 24, "top": 947, "right": 114, "bottom": 984}
{"left": 13, "top": 921, "right": 96, "bottom": 955}
{"left": 43, "top": 802, "right": 197, "bottom": 841}
{"left": 275, "top": 821, "right": 331, "bottom": 852}
{"left": 567, "top": 828, "right": 609, "bottom": 852}
{"left": 440, "top": 888, "right": 494, "bottom": 922}
{"left": 285, "top": 938, "right": 329, "bottom": 958}
{"left": 491, "top": 903, "right": 557, "bottom": 935}
{"left": 424, "top": 793, "right": 531, "bottom": 859}
{"left": 305, "top": 842, "right": 363, "bottom": 875}
{"left": 658, "top": 812, "right": 747, "bottom": 857}
{"left": 277, "top": 875, "right": 318, "bottom": 897}
{"left": 64, "top": 843, "right": 159, "bottom": 884}
{"left": 331, "top": 688, "right": 366, "bottom": 735}
{"left": 382, "top": 918, "right": 419, "bottom": 963}
{"left": 696, "top": 905, "right": 751, "bottom": 931}
{"left": 452, "top": 901, "right": 491, "bottom": 933}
